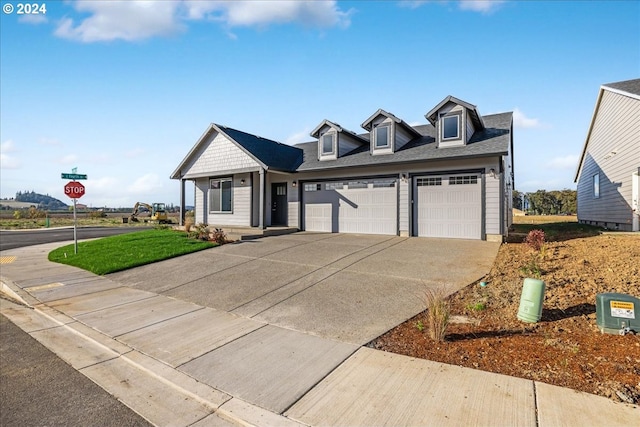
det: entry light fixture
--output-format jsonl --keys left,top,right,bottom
{"left": 292, "top": 181, "right": 297, "bottom": 187}
{"left": 489, "top": 168, "right": 497, "bottom": 178}
{"left": 240, "top": 179, "right": 246, "bottom": 185}
{"left": 401, "top": 173, "right": 408, "bottom": 182}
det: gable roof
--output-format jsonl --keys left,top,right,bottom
{"left": 171, "top": 123, "right": 302, "bottom": 179}
{"left": 574, "top": 78, "right": 640, "bottom": 182}
{"left": 295, "top": 112, "right": 512, "bottom": 172}
{"left": 425, "top": 96, "right": 485, "bottom": 130}
{"left": 361, "top": 109, "right": 422, "bottom": 138}
{"left": 310, "top": 119, "right": 368, "bottom": 143}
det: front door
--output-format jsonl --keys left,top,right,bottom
{"left": 271, "top": 183, "right": 287, "bottom": 225}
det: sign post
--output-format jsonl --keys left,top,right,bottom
{"left": 63, "top": 174, "right": 86, "bottom": 254}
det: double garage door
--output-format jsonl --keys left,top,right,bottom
{"left": 302, "top": 174, "right": 482, "bottom": 239}
{"left": 303, "top": 179, "right": 397, "bottom": 235}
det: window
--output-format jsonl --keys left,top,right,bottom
{"left": 374, "top": 125, "right": 390, "bottom": 148}
{"left": 417, "top": 177, "right": 442, "bottom": 186}
{"left": 348, "top": 181, "right": 368, "bottom": 189}
{"left": 210, "top": 178, "right": 232, "bottom": 213}
{"left": 449, "top": 175, "right": 478, "bottom": 185}
{"left": 325, "top": 182, "right": 344, "bottom": 190}
{"left": 442, "top": 115, "right": 459, "bottom": 139}
{"left": 322, "top": 133, "right": 334, "bottom": 154}
{"left": 305, "top": 183, "right": 322, "bottom": 192}
{"left": 593, "top": 173, "right": 600, "bottom": 198}
{"left": 373, "top": 179, "right": 396, "bottom": 188}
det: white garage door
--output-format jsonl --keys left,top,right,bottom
{"left": 413, "top": 174, "right": 481, "bottom": 239}
{"left": 303, "top": 179, "right": 397, "bottom": 235}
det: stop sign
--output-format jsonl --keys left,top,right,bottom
{"left": 64, "top": 181, "right": 85, "bottom": 199}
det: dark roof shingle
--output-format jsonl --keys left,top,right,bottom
{"left": 603, "top": 78, "right": 640, "bottom": 96}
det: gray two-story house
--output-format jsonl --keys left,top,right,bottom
{"left": 171, "top": 96, "right": 514, "bottom": 241}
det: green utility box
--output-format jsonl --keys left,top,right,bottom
{"left": 595, "top": 293, "right": 639, "bottom": 335}
{"left": 517, "top": 278, "right": 545, "bottom": 323}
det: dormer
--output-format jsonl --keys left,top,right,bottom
{"left": 361, "top": 109, "right": 421, "bottom": 156}
{"left": 311, "top": 119, "right": 367, "bottom": 161}
{"left": 425, "top": 96, "right": 485, "bottom": 148}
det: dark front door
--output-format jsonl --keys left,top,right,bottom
{"left": 271, "top": 183, "right": 287, "bottom": 225}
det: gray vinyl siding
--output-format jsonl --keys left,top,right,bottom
{"left": 577, "top": 90, "right": 640, "bottom": 230}
{"left": 399, "top": 173, "right": 409, "bottom": 235}
{"left": 338, "top": 133, "right": 363, "bottom": 157}
{"left": 485, "top": 161, "right": 502, "bottom": 235}
{"left": 194, "top": 174, "right": 252, "bottom": 226}
{"left": 394, "top": 126, "right": 413, "bottom": 151}
{"left": 466, "top": 114, "right": 475, "bottom": 144}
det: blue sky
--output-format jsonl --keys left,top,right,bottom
{"left": 1, "top": 0, "right": 638, "bottom": 208}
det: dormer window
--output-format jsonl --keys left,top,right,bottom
{"left": 442, "top": 115, "right": 460, "bottom": 140}
{"left": 374, "top": 124, "right": 390, "bottom": 148}
{"left": 322, "top": 133, "right": 335, "bottom": 154}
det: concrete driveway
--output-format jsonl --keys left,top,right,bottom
{"left": 109, "top": 233, "right": 500, "bottom": 345}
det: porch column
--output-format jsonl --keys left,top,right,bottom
{"left": 259, "top": 168, "right": 265, "bottom": 229}
{"left": 179, "top": 178, "right": 186, "bottom": 226}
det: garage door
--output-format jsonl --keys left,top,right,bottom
{"left": 303, "top": 179, "right": 397, "bottom": 235}
{"left": 413, "top": 174, "right": 481, "bottom": 239}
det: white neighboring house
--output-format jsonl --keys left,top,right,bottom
{"left": 575, "top": 79, "right": 640, "bottom": 232}
{"left": 171, "top": 96, "right": 515, "bottom": 241}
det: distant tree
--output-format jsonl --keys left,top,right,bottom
{"left": 512, "top": 190, "right": 524, "bottom": 211}
{"left": 527, "top": 190, "right": 557, "bottom": 215}
{"left": 549, "top": 189, "right": 577, "bottom": 214}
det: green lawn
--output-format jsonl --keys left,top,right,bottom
{"left": 48, "top": 229, "right": 216, "bottom": 275}
{"left": 511, "top": 221, "right": 602, "bottom": 241}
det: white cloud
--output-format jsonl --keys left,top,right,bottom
{"left": 285, "top": 128, "right": 313, "bottom": 145}
{"left": 18, "top": 14, "right": 48, "bottom": 25}
{"left": 399, "top": 1, "right": 506, "bottom": 13}
{"left": 55, "top": 0, "right": 351, "bottom": 43}
{"left": 546, "top": 154, "right": 579, "bottom": 171}
{"left": 129, "top": 173, "right": 163, "bottom": 194}
{"left": 459, "top": 1, "right": 506, "bottom": 14}
{"left": 0, "top": 140, "right": 21, "bottom": 170}
{"left": 184, "top": 0, "right": 352, "bottom": 28}
{"left": 55, "top": 1, "right": 184, "bottom": 42}
{"left": 512, "top": 108, "right": 541, "bottom": 129}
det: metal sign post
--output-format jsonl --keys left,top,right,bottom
{"left": 62, "top": 169, "right": 87, "bottom": 255}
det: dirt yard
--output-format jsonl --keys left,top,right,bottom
{"left": 371, "top": 219, "right": 640, "bottom": 404}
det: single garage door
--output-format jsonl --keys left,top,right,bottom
{"left": 303, "top": 179, "right": 397, "bottom": 235}
{"left": 413, "top": 174, "right": 481, "bottom": 239}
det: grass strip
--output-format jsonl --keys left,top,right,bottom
{"left": 48, "top": 228, "right": 215, "bottom": 275}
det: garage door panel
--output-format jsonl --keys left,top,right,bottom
{"left": 414, "top": 175, "right": 481, "bottom": 239}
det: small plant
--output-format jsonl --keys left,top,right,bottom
{"left": 212, "top": 228, "right": 227, "bottom": 245}
{"left": 467, "top": 302, "right": 486, "bottom": 312}
{"left": 519, "top": 254, "right": 542, "bottom": 278}
{"left": 415, "top": 320, "right": 425, "bottom": 332}
{"left": 189, "top": 223, "right": 210, "bottom": 241}
{"left": 422, "top": 287, "right": 450, "bottom": 342}
{"left": 184, "top": 213, "right": 195, "bottom": 233}
{"left": 524, "top": 229, "right": 546, "bottom": 251}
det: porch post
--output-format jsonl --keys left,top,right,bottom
{"left": 259, "top": 168, "right": 265, "bottom": 229}
{"left": 179, "top": 178, "right": 186, "bottom": 226}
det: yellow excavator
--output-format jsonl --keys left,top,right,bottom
{"left": 129, "top": 202, "right": 170, "bottom": 224}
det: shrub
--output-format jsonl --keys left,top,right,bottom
{"left": 189, "top": 223, "right": 210, "bottom": 241}
{"left": 520, "top": 254, "right": 542, "bottom": 279}
{"left": 212, "top": 228, "right": 227, "bottom": 245}
{"left": 423, "top": 287, "right": 450, "bottom": 342}
{"left": 88, "top": 210, "right": 107, "bottom": 219}
{"left": 524, "top": 229, "right": 546, "bottom": 251}
{"left": 184, "top": 214, "right": 195, "bottom": 233}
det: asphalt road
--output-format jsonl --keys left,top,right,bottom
{"left": 0, "top": 226, "right": 152, "bottom": 251}
{"left": 0, "top": 311, "right": 152, "bottom": 427}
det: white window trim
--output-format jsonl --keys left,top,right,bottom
{"left": 442, "top": 115, "right": 460, "bottom": 140}
{"left": 209, "top": 177, "right": 233, "bottom": 213}
{"left": 374, "top": 124, "right": 391, "bottom": 149}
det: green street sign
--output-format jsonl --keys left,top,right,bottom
{"left": 61, "top": 173, "right": 87, "bottom": 180}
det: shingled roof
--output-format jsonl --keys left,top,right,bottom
{"left": 603, "top": 78, "right": 640, "bottom": 97}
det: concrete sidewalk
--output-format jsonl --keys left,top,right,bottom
{"left": 1, "top": 242, "right": 638, "bottom": 426}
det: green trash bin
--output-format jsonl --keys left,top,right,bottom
{"left": 45, "top": 217, "right": 50, "bottom": 228}
{"left": 517, "top": 278, "right": 545, "bottom": 323}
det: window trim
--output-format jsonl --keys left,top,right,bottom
{"left": 441, "top": 112, "right": 462, "bottom": 141}
{"left": 209, "top": 177, "right": 233, "bottom": 213}
{"left": 593, "top": 173, "right": 600, "bottom": 199}
{"left": 321, "top": 132, "right": 335, "bottom": 155}
{"left": 373, "top": 124, "right": 391, "bottom": 149}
